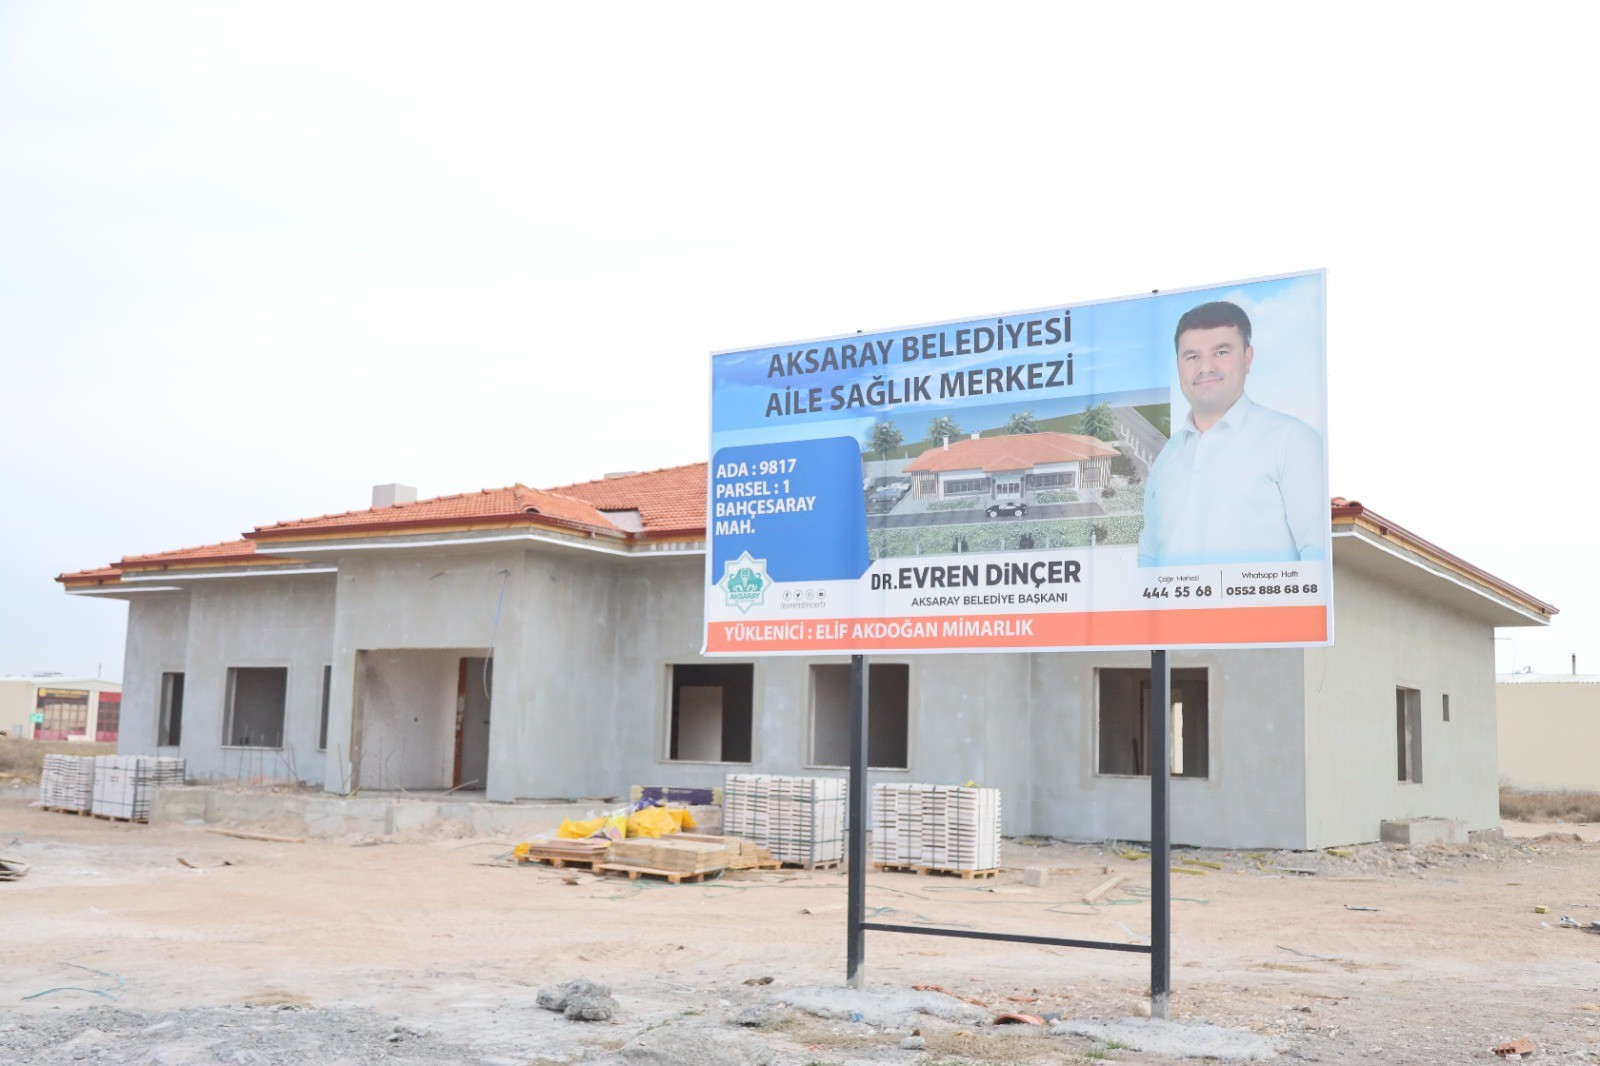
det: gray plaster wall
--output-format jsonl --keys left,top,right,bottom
{"left": 355, "top": 648, "right": 462, "bottom": 790}
{"left": 117, "top": 593, "right": 190, "bottom": 753}
{"left": 1029, "top": 647, "right": 1309, "bottom": 849}
{"left": 1302, "top": 553, "right": 1500, "bottom": 847}
{"left": 178, "top": 576, "right": 336, "bottom": 784}
{"left": 592, "top": 556, "right": 1023, "bottom": 816}
{"left": 321, "top": 548, "right": 523, "bottom": 795}
{"left": 498, "top": 547, "right": 626, "bottom": 802}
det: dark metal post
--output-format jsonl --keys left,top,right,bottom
{"left": 846, "top": 654, "right": 869, "bottom": 988}
{"left": 1149, "top": 649, "right": 1171, "bottom": 1018}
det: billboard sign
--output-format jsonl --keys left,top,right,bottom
{"left": 705, "top": 271, "right": 1330, "bottom": 654}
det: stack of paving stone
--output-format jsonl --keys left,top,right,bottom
{"left": 89, "top": 755, "right": 187, "bottom": 821}
{"left": 39, "top": 754, "right": 95, "bottom": 812}
{"left": 871, "top": 783, "right": 1002, "bottom": 872}
{"left": 607, "top": 837, "right": 729, "bottom": 874}
{"left": 723, "top": 773, "right": 846, "bottom": 868}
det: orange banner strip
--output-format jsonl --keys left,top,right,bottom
{"left": 706, "top": 606, "right": 1328, "bottom": 652}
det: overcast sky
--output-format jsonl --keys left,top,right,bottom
{"left": 2, "top": 3, "right": 1593, "bottom": 680}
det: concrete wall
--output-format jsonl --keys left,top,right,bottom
{"left": 590, "top": 556, "right": 1021, "bottom": 815}
{"left": 1302, "top": 554, "right": 1500, "bottom": 847}
{"left": 1030, "top": 647, "right": 1308, "bottom": 848}
{"left": 1498, "top": 681, "right": 1600, "bottom": 791}
{"left": 120, "top": 595, "right": 190, "bottom": 753}
{"left": 0, "top": 682, "right": 31, "bottom": 737}
{"left": 100, "top": 533, "right": 1513, "bottom": 848}
{"left": 321, "top": 548, "right": 524, "bottom": 794}
{"left": 355, "top": 649, "right": 461, "bottom": 790}
{"left": 178, "top": 576, "right": 336, "bottom": 784}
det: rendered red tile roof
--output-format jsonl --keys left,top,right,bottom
{"left": 904, "top": 432, "right": 1118, "bottom": 474}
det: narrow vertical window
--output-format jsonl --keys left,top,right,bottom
{"left": 159, "top": 672, "right": 185, "bottom": 747}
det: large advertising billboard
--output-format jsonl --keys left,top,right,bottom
{"left": 704, "top": 270, "right": 1330, "bottom": 654}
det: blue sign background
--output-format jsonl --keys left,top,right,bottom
{"left": 710, "top": 436, "right": 869, "bottom": 583}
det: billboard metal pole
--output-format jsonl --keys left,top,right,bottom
{"left": 1149, "top": 648, "right": 1171, "bottom": 1019}
{"left": 846, "top": 653, "right": 869, "bottom": 988}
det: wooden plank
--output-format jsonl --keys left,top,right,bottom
{"left": 205, "top": 828, "right": 307, "bottom": 844}
{"left": 1083, "top": 872, "right": 1130, "bottom": 903}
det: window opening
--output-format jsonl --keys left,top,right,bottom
{"left": 318, "top": 666, "right": 332, "bottom": 751}
{"left": 667, "top": 664, "right": 753, "bottom": 762}
{"left": 1096, "top": 667, "right": 1209, "bottom": 778}
{"left": 1396, "top": 686, "right": 1422, "bottom": 782}
{"left": 159, "top": 672, "right": 184, "bottom": 746}
{"left": 224, "top": 667, "right": 288, "bottom": 748}
{"left": 810, "top": 663, "right": 909, "bottom": 769}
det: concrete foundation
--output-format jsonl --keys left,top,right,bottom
{"left": 1379, "top": 817, "right": 1468, "bottom": 846}
{"left": 155, "top": 786, "right": 619, "bottom": 839}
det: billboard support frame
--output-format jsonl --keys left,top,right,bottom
{"left": 843, "top": 653, "right": 1174, "bottom": 1013}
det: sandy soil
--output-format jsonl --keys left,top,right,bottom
{"left": 3, "top": 787, "right": 1599, "bottom": 1065}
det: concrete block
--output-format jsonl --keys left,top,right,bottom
{"left": 150, "top": 786, "right": 211, "bottom": 824}
{"left": 1022, "top": 866, "right": 1049, "bottom": 888}
{"left": 1379, "top": 818, "right": 1467, "bottom": 846}
{"left": 386, "top": 801, "right": 441, "bottom": 834}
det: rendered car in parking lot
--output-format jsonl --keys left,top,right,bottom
{"left": 986, "top": 500, "right": 1028, "bottom": 518}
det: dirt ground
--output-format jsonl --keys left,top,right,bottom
{"left": 3, "top": 786, "right": 1599, "bottom": 1065}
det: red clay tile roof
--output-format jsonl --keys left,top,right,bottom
{"left": 904, "top": 432, "right": 1119, "bottom": 474}
{"left": 121, "top": 540, "right": 263, "bottom": 567}
{"left": 251, "top": 484, "right": 618, "bottom": 538}
{"left": 58, "top": 463, "right": 712, "bottom": 584}
{"left": 57, "top": 540, "right": 268, "bottom": 585}
{"left": 544, "top": 463, "right": 707, "bottom": 533}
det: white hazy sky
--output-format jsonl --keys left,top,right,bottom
{"left": 2, "top": 3, "right": 1593, "bottom": 680}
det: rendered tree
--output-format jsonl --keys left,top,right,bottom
{"left": 1079, "top": 402, "right": 1118, "bottom": 441}
{"left": 1004, "top": 410, "right": 1041, "bottom": 435}
{"left": 868, "top": 421, "right": 905, "bottom": 460}
{"left": 926, "top": 415, "right": 963, "bottom": 444}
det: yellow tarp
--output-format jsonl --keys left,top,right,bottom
{"left": 626, "top": 805, "right": 696, "bottom": 838}
{"left": 554, "top": 806, "right": 697, "bottom": 839}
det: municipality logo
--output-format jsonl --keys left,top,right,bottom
{"left": 720, "top": 551, "right": 770, "bottom": 613}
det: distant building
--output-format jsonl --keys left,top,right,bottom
{"left": 57, "top": 477, "right": 1554, "bottom": 849}
{"left": 0, "top": 676, "right": 122, "bottom": 741}
{"left": 1496, "top": 672, "right": 1600, "bottom": 792}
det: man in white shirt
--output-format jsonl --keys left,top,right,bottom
{"left": 1137, "top": 301, "right": 1325, "bottom": 567}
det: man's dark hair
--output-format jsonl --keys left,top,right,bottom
{"left": 1174, "top": 301, "right": 1252, "bottom": 352}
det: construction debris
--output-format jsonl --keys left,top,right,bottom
{"left": 1492, "top": 1036, "right": 1536, "bottom": 1057}
{"left": 1083, "top": 873, "right": 1130, "bottom": 904}
{"left": 205, "top": 828, "right": 306, "bottom": 844}
{"left": 0, "top": 855, "right": 30, "bottom": 881}
{"left": 536, "top": 978, "right": 618, "bottom": 1022}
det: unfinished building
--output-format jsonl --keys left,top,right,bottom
{"left": 58, "top": 470, "right": 1554, "bottom": 848}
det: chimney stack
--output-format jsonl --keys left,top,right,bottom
{"left": 372, "top": 483, "right": 417, "bottom": 509}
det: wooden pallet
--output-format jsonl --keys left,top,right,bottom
{"left": 41, "top": 806, "right": 91, "bottom": 816}
{"left": 782, "top": 858, "right": 843, "bottom": 871}
{"left": 592, "top": 863, "right": 723, "bottom": 885}
{"left": 518, "top": 854, "right": 604, "bottom": 870}
{"left": 873, "top": 862, "right": 999, "bottom": 880}
{"left": 90, "top": 812, "right": 145, "bottom": 824}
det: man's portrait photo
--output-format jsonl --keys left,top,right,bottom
{"left": 1137, "top": 299, "right": 1326, "bottom": 567}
